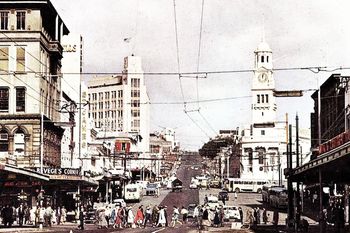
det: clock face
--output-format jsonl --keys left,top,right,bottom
{"left": 258, "top": 73, "right": 268, "bottom": 82}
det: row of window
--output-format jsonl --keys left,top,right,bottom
{"left": 257, "top": 94, "right": 269, "bottom": 104}
{"left": 0, "top": 11, "right": 26, "bottom": 30}
{"left": 89, "top": 110, "right": 124, "bottom": 119}
{"left": 258, "top": 55, "right": 269, "bottom": 63}
{"left": 89, "top": 90, "right": 123, "bottom": 101}
{"left": 0, "top": 87, "right": 25, "bottom": 112}
{"left": 131, "top": 90, "right": 140, "bottom": 98}
{"left": 131, "top": 78, "right": 140, "bottom": 88}
{"left": 0, "top": 47, "right": 26, "bottom": 73}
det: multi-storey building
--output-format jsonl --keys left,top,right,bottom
{"left": 0, "top": 0, "right": 69, "bottom": 168}
{"left": 87, "top": 55, "right": 150, "bottom": 168}
{"left": 240, "top": 40, "right": 310, "bottom": 183}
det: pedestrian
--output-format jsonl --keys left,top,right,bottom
{"left": 256, "top": 207, "right": 261, "bottom": 224}
{"left": 238, "top": 207, "right": 243, "bottom": 224}
{"left": 143, "top": 205, "right": 152, "bottom": 228}
{"left": 105, "top": 206, "right": 111, "bottom": 228}
{"left": 193, "top": 205, "right": 199, "bottom": 227}
{"left": 219, "top": 206, "right": 225, "bottom": 227}
{"left": 213, "top": 209, "right": 220, "bottom": 227}
{"left": 152, "top": 205, "right": 159, "bottom": 227}
{"left": 157, "top": 206, "right": 166, "bottom": 227}
{"left": 78, "top": 206, "right": 84, "bottom": 230}
{"left": 180, "top": 206, "right": 188, "bottom": 223}
{"left": 136, "top": 206, "right": 144, "bottom": 228}
{"left": 204, "top": 195, "right": 208, "bottom": 204}
{"left": 201, "top": 206, "right": 209, "bottom": 229}
{"left": 44, "top": 205, "right": 53, "bottom": 227}
{"left": 246, "top": 209, "right": 254, "bottom": 229}
{"left": 253, "top": 207, "right": 257, "bottom": 226}
{"left": 18, "top": 204, "right": 24, "bottom": 226}
{"left": 234, "top": 191, "right": 238, "bottom": 201}
{"left": 56, "top": 207, "right": 61, "bottom": 225}
{"left": 262, "top": 208, "right": 268, "bottom": 224}
{"left": 170, "top": 206, "right": 182, "bottom": 227}
{"left": 61, "top": 206, "right": 67, "bottom": 224}
{"left": 127, "top": 207, "right": 134, "bottom": 228}
{"left": 164, "top": 206, "right": 168, "bottom": 227}
{"left": 222, "top": 197, "right": 226, "bottom": 206}
{"left": 98, "top": 209, "right": 108, "bottom": 229}
{"left": 312, "top": 192, "right": 317, "bottom": 205}
{"left": 114, "top": 206, "right": 123, "bottom": 229}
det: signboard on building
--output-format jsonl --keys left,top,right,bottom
{"left": 35, "top": 167, "right": 81, "bottom": 176}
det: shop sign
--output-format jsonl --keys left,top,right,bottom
{"left": 4, "top": 180, "right": 41, "bottom": 187}
{"left": 35, "top": 167, "right": 81, "bottom": 176}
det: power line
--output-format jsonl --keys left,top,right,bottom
{"left": 184, "top": 110, "right": 211, "bottom": 138}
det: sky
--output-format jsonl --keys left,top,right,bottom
{"left": 51, "top": 0, "right": 350, "bottom": 150}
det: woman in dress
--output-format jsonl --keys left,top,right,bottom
{"left": 157, "top": 206, "right": 166, "bottom": 227}
{"left": 127, "top": 207, "right": 134, "bottom": 228}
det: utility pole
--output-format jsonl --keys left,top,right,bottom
{"left": 296, "top": 115, "right": 301, "bottom": 231}
{"left": 287, "top": 124, "right": 294, "bottom": 228}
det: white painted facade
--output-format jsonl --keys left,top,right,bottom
{"left": 60, "top": 34, "right": 83, "bottom": 168}
{"left": 240, "top": 41, "right": 311, "bottom": 183}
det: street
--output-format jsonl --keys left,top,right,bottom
{"left": 0, "top": 153, "right": 332, "bottom": 233}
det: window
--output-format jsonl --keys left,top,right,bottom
{"left": 16, "top": 47, "right": 25, "bottom": 72}
{"left": 261, "top": 130, "right": 265, "bottom": 135}
{"left": 0, "top": 88, "right": 9, "bottom": 111}
{"left": 16, "top": 87, "right": 25, "bottom": 112}
{"left": 248, "top": 150, "right": 253, "bottom": 165}
{"left": 16, "top": 11, "right": 26, "bottom": 30}
{"left": 0, "top": 12, "right": 9, "bottom": 30}
{"left": 257, "top": 95, "right": 260, "bottom": 103}
{"left": 258, "top": 151, "right": 264, "bottom": 164}
{"left": 0, "top": 47, "right": 9, "bottom": 72}
{"left": 261, "top": 55, "right": 264, "bottom": 63}
{"left": 265, "top": 94, "right": 269, "bottom": 103}
{"left": 261, "top": 94, "right": 264, "bottom": 103}
{"left": 0, "top": 130, "right": 8, "bottom": 152}
{"left": 267, "top": 56, "right": 269, "bottom": 63}
{"left": 14, "top": 129, "right": 25, "bottom": 156}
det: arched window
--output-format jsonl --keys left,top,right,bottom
{"left": 267, "top": 56, "right": 269, "bottom": 63}
{"left": 261, "top": 55, "right": 264, "bottom": 63}
{"left": 14, "top": 129, "right": 25, "bottom": 156}
{"left": 0, "top": 129, "right": 9, "bottom": 152}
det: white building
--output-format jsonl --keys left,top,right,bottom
{"left": 87, "top": 55, "right": 150, "bottom": 171}
{"left": 61, "top": 34, "right": 84, "bottom": 168}
{"left": 240, "top": 40, "right": 310, "bottom": 183}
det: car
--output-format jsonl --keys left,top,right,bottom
{"left": 84, "top": 209, "right": 96, "bottom": 223}
{"left": 145, "top": 183, "right": 158, "bottom": 196}
{"left": 187, "top": 204, "right": 197, "bottom": 218}
{"left": 112, "top": 198, "right": 126, "bottom": 207}
{"left": 223, "top": 205, "right": 241, "bottom": 221}
{"left": 136, "top": 180, "right": 149, "bottom": 189}
{"left": 218, "top": 190, "right": 229, "bottom": 201}
{"left": 189, "top": 182, "right": 198, "bottom": 189}
{"left": 172, "top": 178, "right": 183, "bottom": 192}
{"left": 210, "top": 180, "right": 221, "bottom": 188}
{"left": 206, "top": 196, "right": 219, "bottom": 210}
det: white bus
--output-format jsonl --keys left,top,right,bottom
{"left": 124, "top": 184, "right": 143, "bottom": 202}
{"left": 226, "top": 178, "right": 268, "bottom": 193}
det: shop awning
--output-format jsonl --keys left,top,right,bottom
{"left": 48, "top": 174, "right": 99, "bottom": 186}
{"left": 291, "top": 141, "right": 350, "bottom": 184}
{"left": 0, "top": 163, "right": 49, "bottom": 181}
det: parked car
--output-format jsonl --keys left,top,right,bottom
{"left": 223, "top": 205, "right": 241, "bottom": 221}
{"left": 84, "top": 208, "right": 96, "bottom": 223}
{"left": 189, "top": 181, "right": 198, "bottom": 189}
{"left": 112, "top": 198, "right": 126, "bottom": 207}
{"left": 146, "top": 183, "right": 158, "bottom": 196}
{"left": 187, "top": 204, "right": 197, "bottom": 218}
{"left": 206, "top": 196, "right": 219, "bottom": 210}
{"left": 218, "top": 190, "right": 229, "bottom": 201}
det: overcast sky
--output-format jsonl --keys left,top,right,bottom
{"left": 51, "top": 0, "right": 350, "bottom": 150}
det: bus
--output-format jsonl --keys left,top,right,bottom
{"left": 226, "top": 178, "right": 269, "bottom": 193}
{"left": 124, "top": 184, "right": 143, "bottom": 202}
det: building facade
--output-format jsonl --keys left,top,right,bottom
{"left": 0, "top": 0, "right": 69, "bottom": 169}
{"left": 240, "top": 40, "right": 310, "bottom": 183}
{"left": 61, "top": 34, "right": 84, "bottom": 168}
{"left": 87, "top": 55, "right": 150, "bottom": 169}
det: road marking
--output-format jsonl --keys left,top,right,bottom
{"left": 151, "top": 227, "right": 166, "bottom": 233}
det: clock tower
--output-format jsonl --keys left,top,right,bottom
{"left": 251, "top": 41, "right": 277, "bottom": 125}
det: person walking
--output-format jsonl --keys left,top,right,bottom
{"left": 18, "top": 204, "right": 25, "bottom": 226}
{"left": 56, "top": 207, "right": 61, "bottom": 225}
{"left": 61, "top": 206, "right": 67, "bottom": 224}
{"left": 238, "top": 207, "right": 243, "bottom": 224}
{"left": 256, "top": 207, "right": 261, "bottom": 224}
{"left": 78, "top": 206, "right": 84, "bottom": 230}
{"left": 262, "top": 208, "right": 268, "bottom": 224}
{"left": 114, "top": 206, "right": 123, "bottom": 229}
{"left": 213, "top": 209, "right": 220, "bottom": 227}
{"left": 127, "top": 207, "right": 134, "bottom": 228}
{"left": 134, "top": 206, "right": 144, "bottom": 228}
{"left": 143, "top": 205, "right": 152, "bottom": 228}
{"left": 170, "top": 206, "right": 182, "bottom": 227}
{"left": 180, "top": 206, "right": 188, "bottom": 223}
{"left": 157, "top": 206, "right": 166, "bottom": 227}
{"left": 234, "top": 191, "right": 238, "bottom": 201}
{"left": 152, "top": 205, "right": 159, "bottom": 227}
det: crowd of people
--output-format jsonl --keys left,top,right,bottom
{"left": 0, "top": 204, "right": 68, "bottom": 228}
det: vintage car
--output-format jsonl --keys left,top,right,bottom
{"left": 145, "top": 183, "right": 158, "bottom": 196}
{"left": 171, "top": 178, "right": 183, "bottom": 192}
